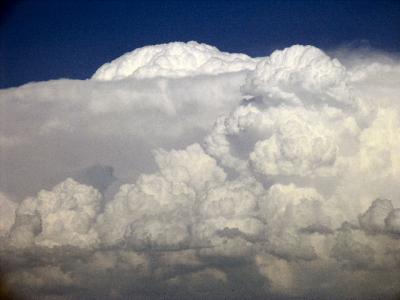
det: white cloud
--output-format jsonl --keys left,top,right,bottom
{"left": 92, "top": 41, "right": 257, "bottom": 80}
{"left": 242, "top": 45, "right": 352, "bottom": 106}
{"left": 9, "top": 178, "right": 102, "bottom": 248}
{"left": 1, "top": 41, "right": 400, "bottom": 299}
{"left": 0, "top": 72, "right": 246, "bottom": 200}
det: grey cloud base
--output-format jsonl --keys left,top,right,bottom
{"left": 0, "top": 41, "right": 400, "bottom": 299}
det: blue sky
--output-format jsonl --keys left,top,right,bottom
{"left": 1, "top": 0, "right": 399, "bottom": 88}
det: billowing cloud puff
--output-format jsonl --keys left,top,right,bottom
{"left": 358, "top": 198, "right": 393, "bottom": 233}
{"left": 194, "top": 177, "right": 265, "bottom": 257}
{"left": 249, "top": 107, "right": 339, "bottom": 177}
{"left": 243, "top": 45, "right": 352, "bottom": 105}
{"left": 206, "top": 102, "right": 359, "bottom": 177}
{"left": 92, "top": 41, "right": 257, "bottom": 80}
{"left": 97, "top": 143, "right": 226, "bottom": 249}
{"left": 199, "top": 177, "right": 262, "bottom": 220}
{"left": 358, "top": 198, "right": 400, "bottom": 236}
{"left": 329, "top": 199, "right": 400, "bottom": 274}
{"left": 260, "top": 184, "right": 331, "bottom": 261}
{"left": 9, "top": 178, "right": 102, "bottom": 248}
{"left": 154, "top": 143, "right": 226, "bottom": 192}
{"left": 1, "top": 42, "right": 400, "bottom": 300}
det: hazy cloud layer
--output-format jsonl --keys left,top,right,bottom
{"left": 1, "top": 41, "right": 400, "bottom": 299}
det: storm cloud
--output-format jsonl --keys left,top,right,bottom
{"left": 1, "top": 41, "right": 400, "bottom": 299}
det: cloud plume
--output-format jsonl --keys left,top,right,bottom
{"left": 1, "top": 41, "right": 400, "bottom": 299}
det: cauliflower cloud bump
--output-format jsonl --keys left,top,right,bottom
{"left": 92, "top": 41, "right": 257, "bottom": 80}
{"left": 9, "top": 178, "right": 102, "bottom": 249}
{"left": 243, "top": 45, "right": 352, "bottom": 105}
{"left": 1, "top": 42, "right": 400, "bottom": 300}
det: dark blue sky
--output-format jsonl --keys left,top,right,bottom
{"left": 1, "top": 0, "right": 399, "bottom": 88}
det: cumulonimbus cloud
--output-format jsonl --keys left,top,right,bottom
{"left": 0, "top": 41, "right": 400, "bottom": 299}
